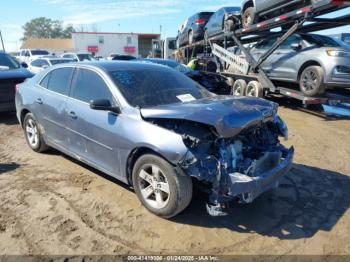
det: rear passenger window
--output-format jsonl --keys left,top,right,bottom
{"left": 46, "top": 68, "right": 74, "bottom": 95}
{"left": 40, "top": 73, "right": 51, "bottom": 88}
{"left": 70, "top": 69, "right": 113, "bottom": 103}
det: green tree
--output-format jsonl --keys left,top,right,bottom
{"left": 22, "top": 17, "right": 75, "bottom": 40}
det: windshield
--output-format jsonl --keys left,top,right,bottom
{"left": 50, "top": 59, "right": 73, "bottom": 65}
{"left": 0, "top": 53, "right": 20, "bottom": 70}
{"left": 31, "top": 50, "right": 50, "bottom": 56}
{"left": 109, "top": 67, "right": 213, "bottom": 108}
{"left": 302, "top": 34, "right": 343, "bottom": 48}
{"left": 77, "top": 54, "right": 95, "bottom": 61}
{"left": 146, "top": 59, "right": 193, "bottom": 74}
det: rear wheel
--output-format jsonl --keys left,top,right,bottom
{"left": 231, "top": 79, "right": 247, "bottom": 96}
{"left": 242, "top": 7, "right": 255, "bottom": 28}
{"left": 299, "top": 65, "right": 326, "bottom": 96}
{"left": 132, "top": 154, "right": 193, "bottom": 218}
{"left": 23, "top": 113, "right": 49, "bottom": 153}
{"left": 246, "top": 81, "right": 264, "bottom": 98}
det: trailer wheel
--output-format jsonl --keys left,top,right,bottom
{"left": 246, "top": 81, "right": 264, "bottom": 98}
{"left": 242, "top": 7, "right": 255, "bottom": 28}
{"left": 231, "top": 79, "right": 247, "bottom": 96}
{"left": 299, "top": 66, "right": 326, "bottom": 97}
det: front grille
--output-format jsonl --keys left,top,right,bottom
{"left": 0, "top": 78, "right": 26, "bottom": 103}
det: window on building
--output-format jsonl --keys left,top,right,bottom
{"left": 127, "top": 36, "right": 132, "bottom": 45}
{"left": 99, "top": 36, "right": 104, "bottom": 44}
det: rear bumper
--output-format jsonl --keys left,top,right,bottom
{"left": 226, "top": 147, "right": 294, "bottom": 202}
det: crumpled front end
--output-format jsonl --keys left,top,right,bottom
{"left": 177, "top": 115, "right": 294, "bottom": 215}
{"left": 143, "top": 98, "right": 294, "bottom": 216}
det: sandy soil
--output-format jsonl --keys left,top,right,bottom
{"left": 0, "top": 102, "right": 349, "bottom": 256}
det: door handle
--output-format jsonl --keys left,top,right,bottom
{"left": 36, "top": 98, "right": 43, "bottom": 105}
{"left": 68, "top": 111, "right": 77, "bottom": 119}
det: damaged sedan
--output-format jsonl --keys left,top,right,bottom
{"left": 16, "top": 61, "right": 294, "bottom": 218}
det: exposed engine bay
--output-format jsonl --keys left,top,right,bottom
{"left": 146, "top": 114, "right": 293, "bottom": 216}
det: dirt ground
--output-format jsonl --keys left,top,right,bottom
{"left": 0, "top": 100, "right": 349, "bottom": 256}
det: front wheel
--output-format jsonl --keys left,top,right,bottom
{"left": 132, "top": 154, "right": 193, "bottom": 218}
{"left": 299, "top": 66, "right": 326, "bottom": 97}
{"left": 242, "top": 7, "right": 255, "bottom": 28}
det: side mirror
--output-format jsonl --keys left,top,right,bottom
{"left": 90, "top": 99, "right": 121, "bottom": 114}
{"left": 21, "top": 62, "right": 28, "bottom": 68}
{"left": 291, "top": 43, "right": 302, "bottom": 50}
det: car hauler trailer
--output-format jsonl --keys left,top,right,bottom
{"left": 175, "top": 0, "right": 350, "bottom": 107}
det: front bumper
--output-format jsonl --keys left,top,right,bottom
{"left": 226, "top": 147, "right": 294, "bottom": 203}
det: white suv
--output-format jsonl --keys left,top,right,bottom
{"left": 18, "top": 49, "right": 51, "bottom": 63}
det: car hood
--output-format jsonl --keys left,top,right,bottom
{"left": 141, "top": 96, "right": 277, "bottom": 138}
{"left": 0, "top": 67, "right": 33, "bottom": 80}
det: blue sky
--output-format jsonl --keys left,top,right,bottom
{"left": 1, "top": 0, "right": 349, "bottom": 51}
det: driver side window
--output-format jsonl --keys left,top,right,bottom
{"left": 70, "top": 69, "right": 114, "bottom": 104}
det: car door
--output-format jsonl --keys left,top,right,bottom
{"left": 65, "top": 68, "right": 121, "bottom": 175}
{"left": 250, "top": 38, "right": 276, "bottom": 73}
{"left": 267, "top": 35, "right": 303, "bottom": 80}
{"left": 36, "top": 67, "right": 74, "bottom": 148}
{"left": 212, "top": 9, "right": 225, "bottom": 36}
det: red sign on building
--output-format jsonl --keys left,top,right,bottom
{"left": 87, "top": 46, "right": 98, "bottom": 52}
{"left": 124, "top": 46, "right": 136, "bottom": 53}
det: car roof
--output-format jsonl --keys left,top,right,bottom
{"left": 53, "top": 61, "right": 174, "bottom": 72}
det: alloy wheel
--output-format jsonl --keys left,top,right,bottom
{"left": 26, "top": 119, "right": 39, "bottom": 148}
{"left": 138, "top": 164, "right": 170, "bottom": 209}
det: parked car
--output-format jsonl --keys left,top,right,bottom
{"left": 241, "top": 0, "right": 316, "bottom": 28}
{"left": 250, "top": 33, "right": 350, "bottom": 96}
{"left": 204, "top": 7, "right": 241, "bottom": 40}
{"left": 18, "top": 49, "right": 51, "bottom": 63}
{"left": 112, "top": 55, "right": 137, "bottom": 61}
{"left": 107, "top": 53, "right": 120, "bottom": 60}
{"left": 0, "top": 52, "right": 33, "bottom": 112}
{"left": 28, "top": 57, "right": 74, "bottom": 74}
{"left": 177, "top": 12, "right": 214, "bottom": 47}
{"left": 61, "top": 52, "right": 96, "bottom": 62}
{"left": 141, "top": 58, "right": 231, "bottom": 94}
{"left": 16, "top": 61, "right": 293, "bottom": 218}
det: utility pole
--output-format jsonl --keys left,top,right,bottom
{"left": 0, "top": 30, "right": 5, "bottom": 52}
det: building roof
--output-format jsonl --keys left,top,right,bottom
{"left": 72, "top": 32, "right": 160, "bottom": 37}
{"left": 21, "top": 38, "right": 74, "bottom": 51}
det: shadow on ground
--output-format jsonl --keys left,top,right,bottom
{"left": 172, "top": 163, "right": 350, "bottom": 240}
{"left": 0, "top": 163, "right": 20, "bottom": 175}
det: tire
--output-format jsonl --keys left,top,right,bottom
{"left": 132, "top": 154, "right": 193, "bottom": 218}
{"left": 188, "top": 31, "right": 194, "bottom": 45}
{"left": 231, "top": 79, "right": 247, "bottom": 96}
{"left": 23, "top": 113, "right": 49, "bottom": 153}
{"left": 242, "top": 7, "right": 255, "bottom": 28}
{"left": 204, "top": 30, "right": 209, "bottom": 43}
{"left": 299, "top": 65, "right": 326, "bottom": 97}
{"left": 246, "top": 81, "right": 264, "bottom": 98}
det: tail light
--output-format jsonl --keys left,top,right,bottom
{"left": 15, "top": 84, "right": 21, "bottom": 93}
{"left": 195, "top": 19, "right": 206, "bottom": 25}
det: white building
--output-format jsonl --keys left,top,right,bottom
{"left": 71, "top": 32, "right": 161, "bottom": 58}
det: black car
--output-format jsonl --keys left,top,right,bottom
{"left": 177, "top": 12, "right": 214, "bottom": 47}
{"left": 141, "top": 58, "right": 231, "bottom": 94}
{"left": 0, "top": 52, "right": 33, "bottom": 112}
{"left": 204, "top": 7, "right": 241, "bottom": 40}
